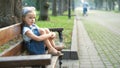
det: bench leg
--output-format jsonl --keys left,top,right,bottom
{"left": 58, "top": 31, "right": 63, "bottom": 42}
{"left": 59, "top": 56, "right": 62, "bottom": 68}
{"left": 41, "top": 65, "right": 46, "bottom": 68}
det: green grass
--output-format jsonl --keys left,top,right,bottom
{"left": 0, "top": 36, "right": 22, "bottom": 53}
{"left": 36, "top": 15, "right": 74, "bottom": 49}
{"left": 0, "top": 44, "right": 9, "bottom": 53}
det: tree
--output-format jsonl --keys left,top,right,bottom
{"left": 72, "top": 0, "right": 75, "bottom": 11}
{"left": 52, "top": 0, "right": 68, "bottom": 16}
{"left": 36, "top": 0, "right": 40, "bottom": 10}
{"left": 118, "top": 0, "right": 120, "bottom": 11}
{"left": 58, "top": 0, "right": 62, "bottom": 15}
{"left": 0, "top": 0, "right": 22, "bottom": 28}
{"left": 52, "top": 0, "right": 57, "bottom": 16}
{"left": 22, "top": 0, "right": 36, "bottom": 7}
{"left": 38, "top": 0, "right": 49, "bottom": 21}
{"left": 94, "top": 0, "right": 103, "bottom": 9}
{"left": 108, "top": 0, "right": 115, "bottom": 10}
{"left": 93, "top": 0, "right": 117, "bottom": 11}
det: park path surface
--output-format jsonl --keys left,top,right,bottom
{"left": 57, "top": 8, "right": 120, "bottom": 68}
{"left": 75, "top": 7, "right": 120, "bottom": 68}
{"left": 75, "top": 8, "right": 105, "bottom": 68}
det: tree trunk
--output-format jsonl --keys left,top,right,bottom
{"left": 52, "top": 0, "right": 57, "bottom": 16}
{"left": 0, "top": 0, "right": 22, "bottom": 28}
{"left": 118, "top": 0, "right": 120, "bottom": 11}
{"left": 111, "top": 0, "right": 115, "bottom": 10}
{"left": 105, "top": 0, "right": 109, "bottom": 11}
{"left": 94, "top": 0, "right": 103, "bottom": 9}
{"left": 108, "top": 0, "right": 115, "bottom": 11}
{"left": 38, "top": 0, "right": 49, "bottom": 21}
{"left": 63, "top": 0, "right": 68, "bottom": 12}
{"left": 72, "top": 0, "right": 75, "bottom": 11}
{"left": 36, "top": 0, "right": 40, "bottom": 10}
{"left": 58, "top": 0, "right": 62, "bottom": 15}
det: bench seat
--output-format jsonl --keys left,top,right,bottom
{"left": 0, "top": 54, "right": 51, "bottom": 68}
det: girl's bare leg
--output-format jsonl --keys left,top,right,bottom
{"left": 49, "top": 38, "right": 64, "bottom": 51}
{"left": 45, "top": 28, "right": 64, "bottom": 51}
{"left": 40, "top": 28, "right": 61, "bottom": 55}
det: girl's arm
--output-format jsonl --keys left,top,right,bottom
{"left": 25, "top": 30, "right": 52, "bottom": 41}
{"left": 39, "top": 28, "right": 56, "bottom": 39}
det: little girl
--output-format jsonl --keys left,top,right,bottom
{"left": 22, "top": 7, "right": 64, "bottom": 56}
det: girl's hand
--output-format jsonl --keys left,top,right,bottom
{"left": 50, "top": 32, "right": 56, "bottom": 39}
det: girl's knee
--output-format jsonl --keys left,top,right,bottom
{"left": 40, "top": 28, "right": 46, "bottom": 34}
{"left": 44, "top": 28, "right": 50, "bottom": 34}
{"left": 40, "top": 28, "right": 51, "bottom": 34}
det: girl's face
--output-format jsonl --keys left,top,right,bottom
{"left": 23, "top": 11, "right": 36, "bottom": 26}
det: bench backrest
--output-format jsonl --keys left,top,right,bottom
{"left": 0, "top": 23, "right": 21, "bottom": 46}
{"left": 0, "top": 23, "right": 23, "bottom": 56}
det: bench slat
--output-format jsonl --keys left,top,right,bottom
{"left": 47, "top": 56, "right": 59, "bottom": 68}
{"left": 49, "top": 28, "right": 63, "bottom": 32}
{"left": 49, "top": 28, "right": 64, "bottom": 42}
{"left": 0, "top": 40, "right": 23, "bottom": 57}
{"left": 0, "top": 23, "right": 21, "bottom": 46}
{"left": 0, "top": 54, "right": 51, "bottom": 67}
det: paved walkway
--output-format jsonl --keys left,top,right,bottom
{"left": 75, "top": 8, "right": 105, "bottom": 68}
{"left": 57, "top": 8, "right": 120, "bottom": 68}
{"left": 58, "top": 8, "right": 104, "bottom": 68}
{"left": 77, "top": 8, "right": 120, "bottom": 68}
{"left": 58, "top": 8, "right": 103, "bottom": 68}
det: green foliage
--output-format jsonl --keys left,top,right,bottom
{"left": 0, "top": 44, "right": 9, "bottom": 53}
{"left": 63, "top": 11, "right": 75, "bottom": 16}
{"left": 22, "top": 0, "right": 36, "bottom": 7}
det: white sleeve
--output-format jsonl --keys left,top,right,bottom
{"left": 23, "top": 27, "right": 31, "bottom": 35}
{"left": 22, "top": 27, "right": 32, "bottom": 41}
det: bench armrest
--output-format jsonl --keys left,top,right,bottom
{"left": 49, "top": 28, "right": 64, "bottom": 42}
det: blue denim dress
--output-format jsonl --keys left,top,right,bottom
{"left": 24, "top": 25, "right": 45, "bottom": 55}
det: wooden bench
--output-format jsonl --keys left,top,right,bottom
{"left": 0, "top": 23, "right": 64, "bottom": 68}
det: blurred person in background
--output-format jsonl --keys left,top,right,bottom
{"left": 82, "top": 1, "right": 89, "bottom": 16}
